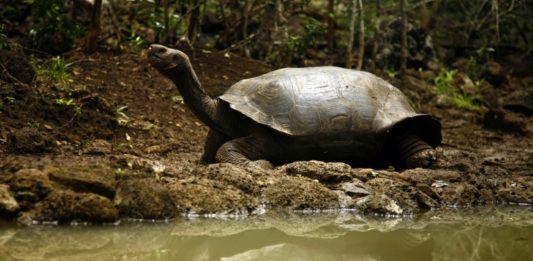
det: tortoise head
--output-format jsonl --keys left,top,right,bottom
{"left": 148, "top": 44, "right": 191, "bottom": 75}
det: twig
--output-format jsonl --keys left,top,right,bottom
{"left": 223, "top": 33, "right": 257, "bottom": 52}
{"left": 0, "top": 64, "right": 30, "bottom": 86}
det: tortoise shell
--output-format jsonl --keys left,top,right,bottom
{"left": 219, "top": 66, "right": 441, "bottom": 147}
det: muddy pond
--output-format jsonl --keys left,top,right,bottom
{"left": 0, "top": 206, "right": 531, "bottom": 261}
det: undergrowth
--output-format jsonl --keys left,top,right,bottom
{"left": 433, "top": 69, "right": 485, "bottom": 111}
{"left": 30, "top": 56, "right": 72, "bottom": 85}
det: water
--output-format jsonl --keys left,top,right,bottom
{"left": 0, "top": 207, "right": 531, "bottom": 261}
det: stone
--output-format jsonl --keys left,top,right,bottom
{"left": 115, "top": 178, "right": 177, "bottom": 219}
{"left": 0, "top": 184, "right": 19, "bottom": 215}
{"left": 83, "top": 139, "right": 112, "bottom": 155}
{"left": 338, "top": 180, "right": 370, "bottom": 197}
{"left": 48, "top": 165, "right": 116, "bottom": 199}
{"left": 503, "top": 91, "right": 533, "bottom": 116}
{"left": 263, "top": 176, "right": 339, "bottom": 210}
{"left": 398, "top": 169, "right": 461, "bottom": 185}
{"left": 7, "top": 127, "right": 55, "bottom": 153}
{"left": 483, "top": 109, "right": 527, "bottom": 134}
{"left": 24, "top": 190, "right": 118, "bottom": 223}
{"left": 9, "top": 168, "right": 53, "bottom": 209}
{"left": 355, "top": 193, "right": 404, "bottom": 215}
{"left": 279, "top": 161, "right": 352, "bottom": 183}
{"left": 167, "top": 177, "right": 258, "bottom": 215}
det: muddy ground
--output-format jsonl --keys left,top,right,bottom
{"left": 0, "top": 47, "right": 531, "bottom": 224}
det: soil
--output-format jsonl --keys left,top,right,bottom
{"left": 0, "top": 47, "right": 531, "bottom": 224}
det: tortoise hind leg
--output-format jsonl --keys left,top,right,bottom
{"left": 396, "top": 134, "right": 436, "bottom": 168}
{"left": 215, "top": 135, "right": 275, "bottom": 169}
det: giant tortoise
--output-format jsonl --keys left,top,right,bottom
{"left": 148, "top": 44, "right": 441, "bottom": 169}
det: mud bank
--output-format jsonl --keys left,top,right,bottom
{"left": 0, "top": 49, "right": 531, "bottom": 224}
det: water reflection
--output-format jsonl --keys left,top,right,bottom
{"left": 0, "top": 207, "right": 531, "bottom": 261}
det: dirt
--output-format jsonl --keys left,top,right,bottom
{"left": 0, "top": 47, "right": 531, "bottom": 224}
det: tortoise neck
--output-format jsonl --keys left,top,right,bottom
{"left": 168, "top": 66, "right": 222, "bottom": 131}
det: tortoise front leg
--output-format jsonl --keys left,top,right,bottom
{"left": 396, "top": 134, "right": 436, "bottom": 168}
{"left": 201, "top": 129, "right": 229, "bottom": 164}
{"left": 215, "top": 136, "right": 274, "bottom": 169}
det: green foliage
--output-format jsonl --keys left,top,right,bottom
{"left": 143, "top": 122, "right": 156, "bottom": 130}
{"left": 31, "top": 56, "right": 72, "bottom": 85}
{"left": 303, "top": 18, "right": 326, "bottom": 49}
{"left": 434, "top": 70, "right": 484, "bottom": 111}
{"left": 279, "top": 17, "right": 326, "bottom": 65}
{"left": 6, "top": 96, "right": 15, "bottom": 104}
{"left": 128, "top": 33, "right": 146, "bottom": 50}
{"left": 114, "top": 168, "right": 127, "bottom": 176}
{"left": 115, "top": 105, "right": 130, "bottom": 126}
{"left": 150, "top": 7, "right": 184, "bottom": 42}
{"left": 0, "top": 25, "right": 11, "bottom": 50}
{"left": 434, "top": 69, "right": 457, "bottom": 95}
{"left": 385, "top": 69, "right": 399, "bottom": 79}
{"left": 55, "top": 97, "right": 82, "bottom": 115}
{"left": 467, "top": 46, "right": 495, "bottom": 79}
{"left": 171, "top": 95, "right": 184, "bottom": 104}
{"left": 0, "top": 96, "right": 15, "bottom": 109}
{"left": 29, "top": 0, "right": 85, "bottom": 54}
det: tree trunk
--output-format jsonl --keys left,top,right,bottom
{"left": 346, "top": 0, "right": 357, "bottom": 68}
{"left": 242, "top": 0, "right": 250, "bottom": 57}
{"left": 188, "top": 0, "right": 202, "bottom": 45}
{"left": 154, "top": 0, "right": 161, "bottom": 43}
{"left": 420, "top": 0, "right": 441, "bottom": 32}
{"left": 218, "top": 0, "right": 230, "bottom": 47}
{"left": 370, "top": 0, "right": 381, "bottom": 71}
{"left": 327, "top": 0, "right": 335, "bottom": 52}
{"left": 163, "top": 0, "right": 169, "bottom": 44}
{"left": 492, "top": 0, "right": 500, "bottom": 43}
{"left": 84, "top": 0, "right": 102, "bottom": 53}
{"left": 356, "top": 0, "right": 364, "bottom": 69}
{"left": 400, "top": 0, "right": 408, "bottom": 86}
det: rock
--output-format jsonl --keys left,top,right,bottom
{"left": 0, "top": 42, "right": 35, "bottom": 84}
{"left": 496, "top": 181, "right": 532, "bottom": 204}
{"left": 48, "top": 165, "right": 116, "bottom": 199}
{"left": 23, "top": 190, "right": 118, "bottom": 223}
{"left": 418, "top": 70, "right": 436, "bottom": 81}
{"left": 83, "top": 139, "right": 112, "bottom": 155}
{"left": 431, "top": 180, "right": 449, "bottom": 188}
{"left": 166, "top": 176, "right": 258, "bottom": 215}
{"left": 115, "top": 178, "right": 177, "bottom": 219}
{"left": 350, "top": 168, "right": 383, "bottom": 182}
{"left": 280, "top": 161, "right": 352, "bottom": 183}
{"left": 335, "top": 190, "right": 356, "bottom": 208}
{"left": 338, "top": 180, "right": 370, "bottom": 197}
{"left": 503, "top": 91, "right": 533, "bottom": 116}
{"left": 355, "top": 194, "right": 404, "bottom": 216}
{"left": 9, "top": 168, "right": 53, "bottom": 209}
{"left": 7, "top": 127, "right": 55, "bottom": 153}
{"left": 0, "top": 184, "right": 19, "bottom": 215}
{"left": 194, "top": 163, "right": 263, "bottom": 194}
{"left": 483, "top": 60, "right": 506, "bottom": 86}
{"left": 483, "top": 109, "right": 527, "bottom": 134}
{"left": 364, "top": 177, "right": 437, "bottom": 212}
{"left": 433, "top": 183, "right": 481, "bottom": 206}
{"left": 398, "top": 169, "right": 461, "bottom": 185}
{"left": 263, "top": 176, "right": 339, "bottom": 210}
{"left": 455, "top": 73, "right": 477, "bottom": 95}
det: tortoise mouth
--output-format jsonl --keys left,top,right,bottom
{"left": 148, "top": 54, "right": 176, "bottom": 70}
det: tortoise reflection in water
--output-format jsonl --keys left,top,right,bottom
{"left": 148, "top": 44, "right": 441, "bottom": 169}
